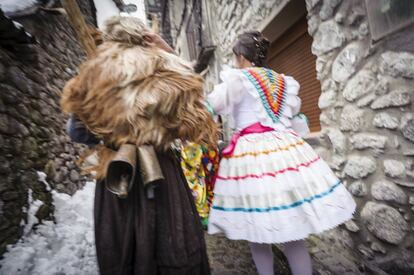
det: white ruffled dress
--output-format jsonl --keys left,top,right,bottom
{"left": 207, "top": 67, "right": 356, "bottom": 244}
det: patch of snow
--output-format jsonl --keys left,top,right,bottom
{"left": 0, "top": 182, "right": 98, "bottom": 275}
{"left": 36, "top": 171, "right": 51, "bottom": 191}
{"left": 93, "top": 0, "right": 119, "bottom": 29}
{"left": 23, "top": 189, "right": 43, "bottom": 235}
{"left": 12, "top": 20, "right": 23, "bottom": 29}
{"left": 0, "top": 0, "right": 38, "bottom": 13}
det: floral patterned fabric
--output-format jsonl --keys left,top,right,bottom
{"left": 180, "top": 142, "right": 219, "bottom": 227}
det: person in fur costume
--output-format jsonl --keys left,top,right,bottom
{"left": 62, "top": 16, "right": 217, "bottom": 179}
{"left": 62, "top": 16, "right": 217, "bottom": 275}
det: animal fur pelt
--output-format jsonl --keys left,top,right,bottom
{"left": 61, "top": 16, "right": 218, "bottom": 179}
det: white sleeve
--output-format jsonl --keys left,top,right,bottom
{"left": 207, "top": 69, "right": 245, "bottom": 115}
{"left": 284, "top": 76, "right": 301, "bottom": 116}
{"left": 284, "top": 76, "right": 310, "bottom": 137}
{"left": 291, "top": 114, "right": 310, "bottom": 137}
{"left": 207, "top": 82, "right": 230, "bottom": 115}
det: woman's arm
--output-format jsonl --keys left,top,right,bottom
{"left": 66, "top": 114, "right": 100, "bottom": 147}
{"left": 207, "top": 70, "right": 245, "bottom": 115}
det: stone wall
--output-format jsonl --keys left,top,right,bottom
{"left": 166, "top": 0, "right": 414, "bottom": 273}
{"left": 169, "top": 0, "right": 287, "bottom": 84}
{"left": 306, "top": 0, "right": 414, "bottom": 273}
{"left": 0, "top": 1, "right": 96, "bottom": 256}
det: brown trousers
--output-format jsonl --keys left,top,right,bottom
{"left": 94, "top": 151, "right": 210, "bottom": 274}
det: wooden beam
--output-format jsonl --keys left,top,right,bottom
{"left": 61, "top": 0, "right": 96, "bottom": 57}
{"left": 150, "top": 13, "right": 160, "bottom": 33}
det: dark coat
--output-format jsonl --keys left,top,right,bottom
{"left": 66, "top": 116, "right": 210, "bottom": 275}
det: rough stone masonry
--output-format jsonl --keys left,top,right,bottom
{"left": 167, "top": 0, "right": 414, "bottom": 273}
{"left": 307, "top": 0, "right": 414, "bottom": 273}
{"left": 0, "top": 0, "right": 96, "bottom": 256}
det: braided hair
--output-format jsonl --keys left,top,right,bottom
{"left": 232, "top": 31, "right": 270, "bottom": 67}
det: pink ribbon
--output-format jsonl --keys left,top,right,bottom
{"left": 221, "top": 122, "right": 274, "bottom": 157}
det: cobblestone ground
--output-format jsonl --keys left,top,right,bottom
{"left": 206, "top": 234, "right": 292, "bottom": 275}
{"left": 206, "top": 231, "right": 365, "bottom": 275}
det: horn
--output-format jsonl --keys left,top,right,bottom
{"left": 105, "top": 144, "right": 137, "bottom": 198}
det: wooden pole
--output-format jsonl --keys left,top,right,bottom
{"left": 61, "top": 0, "right": 96, "bottom": 57}
{"left": 151, "top": 13, "right": 159, "bottom": 33}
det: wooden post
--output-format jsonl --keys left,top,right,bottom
{"left": 151, "top": 13, "right": 159, "bottom": 33}
{"left": 61, "top": 0, "right": 96, "bottom": 57}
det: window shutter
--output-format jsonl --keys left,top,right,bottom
{"left": 267, "top": 17, "right": 321, "bottom": 132}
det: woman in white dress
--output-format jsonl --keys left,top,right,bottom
{"left": 207, "top": 31, "right": 356, "bottom": 275}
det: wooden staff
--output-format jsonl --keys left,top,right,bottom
{"left": 61, "top": 0, "right": 96, "bottom": 57}
{"left": 151, "top": 13, "right": 159, "bottom": 33}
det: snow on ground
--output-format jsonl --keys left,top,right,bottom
{"left": 0, "top": 0, "right": 37, "bottom": 13}
{"left": 12, "top": 21, "right": 23, "bottom": 29}
{"left": 37, "top": 172, "right": 51, "bottom": 192}
{"left": 0, "top": 182, "right": 98, "bottom": 275}
{"left": 22, "top": 189, "right": 43, "bottom": 236}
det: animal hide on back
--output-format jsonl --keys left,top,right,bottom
{"left": 61, "top": 17, "right": 218, "bottom": 179}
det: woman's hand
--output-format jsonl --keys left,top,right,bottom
{"left": 144, "top": 32, "right": 175, "bottom": 54}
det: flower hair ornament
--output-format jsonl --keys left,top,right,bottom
{"left": 253, "top": 35, "right": 269, "bottom": 62}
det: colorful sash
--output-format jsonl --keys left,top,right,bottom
{"left": 222, "top": 122, "right": 274, "bottom": 157}
{"left": 241, "top": 67, "right": 287, "bottom": 124}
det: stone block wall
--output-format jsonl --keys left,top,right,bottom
{"left": 0, "top": 1, "right": 96, "bottom": 256}
{"left": 206, "top": 0, "right": 285, "bottom": 62}
{"left": 306, "top": 0, "right": 414, "bottom": 273}
{"left": 168, "top": 0, "right": 287, "bottom": 80}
